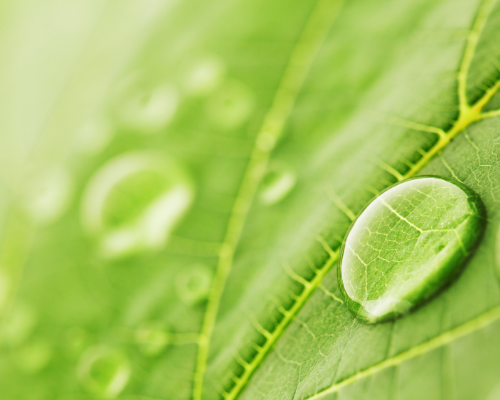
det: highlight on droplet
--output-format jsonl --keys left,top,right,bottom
{"left": 259, "top": 163, "right": 296, "bottom": 205}
{"left": 180, "top": 53, "right": 225, "bottom": 96}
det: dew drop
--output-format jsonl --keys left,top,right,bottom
{"left": 113, "top": 74, "right": 178, "bottom": 133}
{"left": 81, "top": 151, "right": 194, "bottom": 259}
{"left": 259, "top": 163, "right": 296, "bottom": 205}
{"left": 134, "top": 320, "right": 170, "bottom": 356}
{"left": 180, "top": 54, "right": 225, "bottom": 96}
{"left": 77, "top": 346, "right": 130, "bottom": 398}
{"left": 205, "top": 79, "right": 254, "bottom": 129}
{"left": 338, "top": 176, "right": 485, "bottom": 324}
{"left": 175, "top": 264, "right": 213, "bottom": 304}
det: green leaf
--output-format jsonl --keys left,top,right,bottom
{"left": 1, "top": 0, "right": 500, "bottom": 400}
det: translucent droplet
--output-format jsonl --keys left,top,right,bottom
{"left": 206, "top": 80, "right": 254, "bottom": 129}
{"left": 77, "top": 346, "right": 130, "bottom": 398}
{"left": 180, "top": 54, "right": 225, "bottom": 96}
{"left": 16, "top": 340, "right": 52, "bottom": 373}
{"left": 175, "top": 264, "right": 213, "bottom": 304}
{"left": 0, "top": 302, "right": 36, "bottom": 348}
{"left": 81, "top": 151, "right": 194, "bottom": 259}
{"left": 338, "top": 176, "right": 485, "bottom": 324}
{"left": 75, "top": 117, "right": 113, "bottom": 156}
{"left": 114, "top": 74, "right": 178, "bottom": 133}
{"left": 134, "top": 320, "right": 170, "bottom": 356}
{"left": 21, "top": 165, "right": 73, "bottom": 225}
{"left": 259, "top": 164, "right": 296, "bottom": 205}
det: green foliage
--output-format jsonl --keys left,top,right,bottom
{"left": 1, "top": 0, "right": 500, "bottom": 399}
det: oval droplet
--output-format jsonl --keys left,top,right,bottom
{"left": 338, "top": 176, "right": 485, "bottom": 324}
{"left": 81, "top": 151, "right": 194, "bottom": 259}
{"left": 134, "top": 320, "right": 170, "bottom": 356}
{"left": 205, "top": 79, "right": 254, "bottom": 129}
{"left": 259, "top": 164, "right": 296, "bottom": 205}
{"left": 175, "top": 264, "right": 213, "bottom": 305}
{"left": 77, "top": 346, "right": 130, "bottom": 398}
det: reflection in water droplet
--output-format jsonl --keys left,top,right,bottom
{"left": 175, "top": 264, "right": 213, "bottom": 304}
{"left": 1, "top": 302, "right": 37, "bottom": 348}
{"left": 77, "top": 346, "right": 130, "bottom": 398}
{"left": 259, "top": 164, "right": 296, "bottom": 205}
{"left": 75, "top": 118, "right": 113, "bottom": 155}
{"left": 338, "top": 176, "right": 485, "bottom": 324}
{"left": 134, "top": 320, "right": 170, "bottom": 356}
{"left": 81, "top": 151, "right": 194, "bottom": 259}
{"left": 181, "top": 54, "right": 225, "bottom": 96}
{"left": 114, "top": 75, "right": 178, "bottom": 133}
{"left": 206, "top": 80, "right": 254, "bottom": 129}
{"left": 16, "top": 340, "right": 52, "bottom": 373}
{"left": 21, "top": 165, "right": 73, "bottom": 225}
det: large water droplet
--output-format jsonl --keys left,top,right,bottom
{"left": 259, "top": 163, "right": 296, "bottom": 205}
{"left": 338, "top": 176, "right": 485, "bottom": 324}
{"left": 77, "top": 346, "right": 130, "bottom": 398}
{"left": 81, "top": 151, "right": 194, "bottom": 259}
{"left": 175, "top": 264, "right": 213, "bottom": 304}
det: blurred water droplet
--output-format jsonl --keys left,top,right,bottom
{"left": 1, "top": 302, "right": 36, "bottom": 348}
{"left": 134, "top": 320, "right": 170, "bottom": 356}
{"left": 81, "top": 151, "right": 194, "bottom": 259}
{"left": 175, "top": 264, "right": 213, "bottom": 304}
{"left": 180, "top": 54, "right": 225, "bottom": 96}
{"left": 114, "top": 74, "right": 178, "bottom": 133}
{"left": 206, "top": 80, "right": 254, "bottom": 129}
{"left": 21, "top": 165, "right": 73, "bottom": 225}
{"left": 77, "top": 346, "right": 130, "bottom": 398}
{"left": 16, "top": 340, "right": 52, "bottom": 373}
{"left": 75, "top": 117, "right": 113, "bottom": 155}
{"left": 338, "top": 176, "right": 485, "bottom": 323}
{"left": 259, "top": 164, "right": 296, "bottom": 205}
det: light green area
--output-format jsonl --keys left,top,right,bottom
{"left": 338, "top": 176, "right": 485, "bottom": 323}
{"left": 1, "top": 0, "right": 500, "bottom": 399}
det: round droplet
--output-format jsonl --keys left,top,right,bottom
{"left": 77, "top": 346, "right": 130, "bottom": 398}
{"left": 81, "top": 151, "right": 194, "bottom": 259}
{"left": 338, "top": 176, "right": 485, "bottom": 324}
{"left": 113, "top": 74, "right": 178, "bottom": 133}
{"left": 180, "top": 54, "right": 225, "bottom": 96}
{"left": 16, "top": 340, "right": 52, "bottom": 373}
{"left": 175, "top": 264, "right": 213, "bottom": 304}
{"left": 20, "top": 165, "right": 73, "bottom": 225}
{"left": 134, "top": 320, "right": 170, "bottom": 356}
{"left": 259, "top": 163, "right": 296, "bottom": 205}
{"left": 205, "top": 80, "right": 254, "bottom": 129}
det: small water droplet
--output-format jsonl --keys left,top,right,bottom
{"left": 114, "top": 74, "right": 178, "bottom": 133}
{"left": 20, "top": 165, "right": 73, "bottom": 225}
{"left": 206, "top": 79, "right": 254, "bottom": 129}
{"left": 175, "top": 264, "right": 213, "bottom": 304}
{"left": 180, "top": 54, "right": 225, "bottom": 96}
{"left": 259, "top": 163, "right": 296, "bottom": 205}
{"left": 338, "top": 176, "right": 485, "bottom": 323}
{"left": 134, "top": 320, "right": 170, "bottom": 356}
{"left": 81, "top": 151, "right": 194, "bottom": 259}
{"left": 77, "top": 346, "right": 130, "bottom": 398}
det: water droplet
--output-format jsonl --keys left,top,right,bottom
{"left": 134, "top": 320, "right": 170, "bottom": 356}
{"left": 16, "top": 340, "right": 52, "bottom": 373}
{"left": 259, "top": 163, "right": 296, "bottom": 205}
{"left": 21, "top": 165, "right": 73, "bottom": 225}
{"left": 81, "top": 151, "right": 194, "bottom": 259}
{"left": 75, "top": 117, "right": 113, "bottom": 155}
{"left": 77, "top": 346, "right": 130, "bottom": 398}
{"left": 338, "top": 176, "right": 485, "bottom": 324}
{"left": 0, "top": 302, "right": 36, "bottom": 348}
{"left": 114, "top": 74, "right": 178, "bottom": 133}
{"left": 206, "top": 79, "right": 254, "bottom": 129}
{"left": 180, "top": 54, "right": 225, "bottom": 96}
{"left": 175, "top": 264, "right": 213, "bottom": 304}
